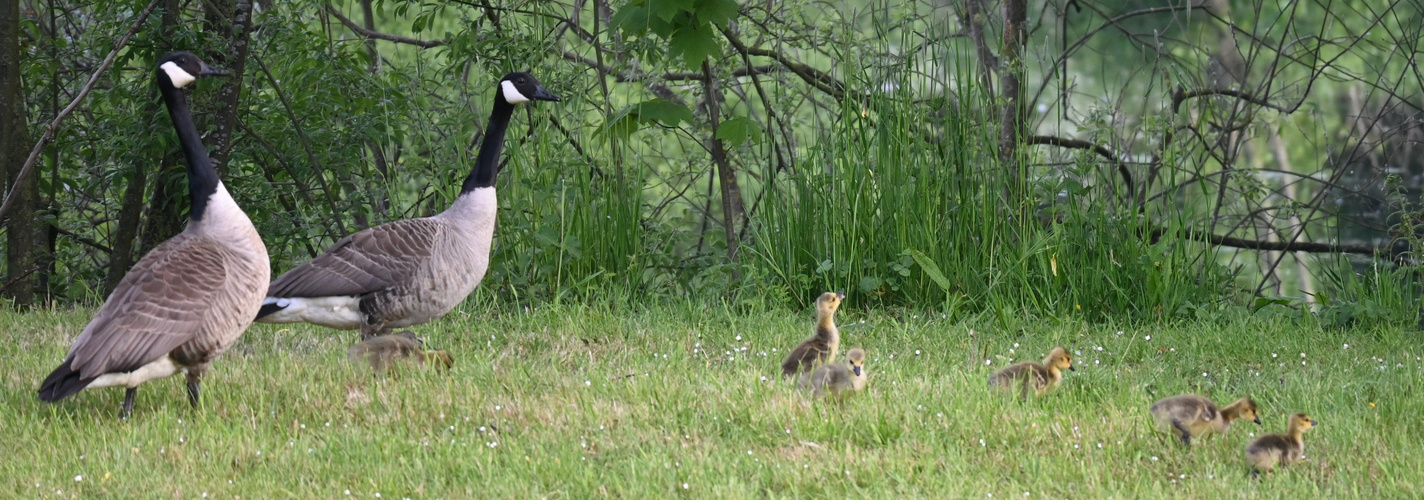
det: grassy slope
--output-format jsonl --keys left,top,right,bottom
{"left": 2, "top": 303, "right": 1420, "bottom": 499}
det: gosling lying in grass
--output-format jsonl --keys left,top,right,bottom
{"left": 1150, "top": 395, "right": 1261, "bottom": 446}
{"left": 780, "top": 291, "right": 845, "bottom": 378}
{"left": 1246, "top": 412, "right": 1318, "bottom": 477}
{"left": 347, "top": 332, "right": 454, "bottom": 374}
{"left": 798, "top": 348, "right": 867, "bottom": 399}
{"left": 988, "top": 346, "right": 1074, "bottom": 399}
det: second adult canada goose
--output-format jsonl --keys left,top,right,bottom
{"left": 780, "top": 291, "right": 845, "bottom": 378}
{"left": 254, "top": 73, "right": 559, "bottom": 340}
{"left": 37, "top": 52, "right": 269, "bottom": 419}
{"left": 988, "top": 346, "right": 1074, "bottom": 400}
{"left": 1149, "top": 395, "right": 1260, "bottom": 446}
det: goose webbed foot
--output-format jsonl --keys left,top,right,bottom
{"left": 120, "top": 388, "right": 137, "bottom": 420}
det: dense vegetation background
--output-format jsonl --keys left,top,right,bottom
{"left": 0, "top": 0, "right": 1421, "bottom": 323}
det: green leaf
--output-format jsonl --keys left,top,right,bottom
{"left": 1251, "top": 296, "right": 1296, "bottom": 313}
{"left": 694, "top": 0, "right": 741, "bottom": 27}
{"left": 610, "top": 4, "right": 650, "bottom": 34}
{"left": 715, "top": 116, "right": 763, "bottom": 147}
{"left": 906, "top": 249, "right": 953, "bottom": 293}
{"left": 634, "top": 99, "right": 694, "bottom": 126}
{"left": 668, "top": 24, "right": 720, "bottom": 69}
{"left": 651, "top": 0, "right": 693, "bottom": 22}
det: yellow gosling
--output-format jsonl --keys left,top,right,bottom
{"left": 1150, "top": 395, "right": 1261, "bottom": 446}
{"left": 797, "top": 348, "right": 868, "bottom": 399}
{"left": 988, "top": 346, "right": 1074, "bottom": 399}
{"left": 1245, "top": 413, "right": 1318, "bottom": 477}
{"left": 780, "top": 291, "right": 844, "bottom": 378}
{"left": 347, "top": 332, "right": 454, "bottom": 374}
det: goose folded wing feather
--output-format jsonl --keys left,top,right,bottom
{"left": 70, "top": 239, "right": 229, "bottom": 376}
{"left": 268, "top": 219, "right": 439, "bottom": 298}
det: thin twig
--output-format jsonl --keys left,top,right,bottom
{"left": 325, "top": 4, "right": 446, "bottom": 48}
{"left": 0, "top": 0, "right": 161, "bottom": 226}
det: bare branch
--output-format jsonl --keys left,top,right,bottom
{"left": 326, "top": 4, "right": 446, "bottom": 48}
{"left": 1026, "top": 135, "right": 1134, "bottom": 196}
{"left": 720, "top": 26, "right": 847, "bottom": 100}
{"left": 1171, "top": 86, "right": 1294, "bottom": 114}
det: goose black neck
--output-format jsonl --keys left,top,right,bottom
{"left": 461, "top": 97, "right": 515, "bottom": 193}
{"left": 160, "top": 82, "right": 220, "bottom": 221}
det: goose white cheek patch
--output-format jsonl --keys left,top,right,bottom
{"left": 501, "top": 80, "right": 530, "bottom": 104}
{"left": 161, "top": 61, "right": 198, "bottom": 88}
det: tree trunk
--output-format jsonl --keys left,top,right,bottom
{"left": 361, "top": 0, "right": 390, "bottom": 218}
{"left": 139, "top": 152, "right": 184, "bottom": 256}
{"left": 702, "top": 61, "right": 744, "bottom": 281}
{"left": 106, "top": 0, "right": 181, "bottom": 294}
{"left": 0, "top": 0, "right": 37, "bottom": 306}
{"left": 998, "top": 0, "right": 1027, "bottom": 201}
{"left": 204, "top": 0, "right": 254, "bottom": 176}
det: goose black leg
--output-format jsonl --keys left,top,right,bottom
{"left": 185, "top": 369, "right": 204, "bottom": 410}
{"left": 1172, "top": 420, "right": 1192, "bottom": 446}
{"left": 120, "top": 388, "right": 137, "bottom": 420}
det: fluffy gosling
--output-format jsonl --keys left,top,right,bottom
{"left": 1150, "top": 395, "right": 1260, "bottom": 446}
{"left": 347, "top": 332, "right": 454, "bottom": 374}
{"left": 1245, "top": 412, "right": 1318, "bottom": 477}
{"left": 780, "top": 291, "right": 845, "bottom": 378}
{"left": 988, "top": 346, "right": 1074, "bottom": 399}
{"left": 798, "top": 348, "right": 868, "bottom": 399}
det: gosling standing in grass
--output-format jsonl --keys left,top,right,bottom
{"left": 798, "top": 348, "right": 868, "bottom": 399}
{"left": 988, "top": 346, "right": 1074, "bottom": 399}
{"left": 781, "top": 291, "right": 845, "bottom": 378}
{"left": 347, "top": 332, "right": 454, "bottom": 374}
{"left": 1150, "top": 395, "right": 1260, "bottom": 446}
{"left": 1245, "top": 413, "right": 1318, "bottom": 477}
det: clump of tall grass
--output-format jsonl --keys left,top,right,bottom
{"left": 745, "top": 12, "right": 1231, "bottom": 319}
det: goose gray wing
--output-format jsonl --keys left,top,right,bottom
{"left": 68, "top": 236, "right": 230, "bottom": 378}
{"left": 267, "top": 218, "right": 440, "bottom": 298}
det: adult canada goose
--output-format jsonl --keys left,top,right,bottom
{"left": 347, "top": 332, "right": 455, "bottom": 374}
{"left": 1149, "top": 395, "right": 1260, "bottom": 446}
{"left": 37, "top": 52, "right": 269, "bottom": 419}
{"left": 1245, "top": 412, "right": 1318, "bottom": 477}
{"left": 798, "top": 347, "right": 868, "bottom": 399}
{"left": 780, "top": 291, "right": 845, "bottom": 378}
{"left": 254, "top": 73, "right": 559, "bottom": 340}
{"left": 988, "top": 346, "right": 1074, "bottom": 400}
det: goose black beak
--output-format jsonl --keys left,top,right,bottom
{"left": 531, "top": 85, "right": 561, "bottom": 102}
{"left": 836, "top": 290, "right": 845, "bottom": 300}
{"left": 1311, "top": 419, "right": 1319, "bottom": 426}
{"left": 1068, "top": 365, "right": 1075, "bottom": 371}
{"left": 1253, "top": 417, "right": 1262, "bottom": 425}
{"left": 198, "top": 62, "right": 229, "bottom": 77}
{"left": 853, "top": 366, "right": 861, "bottom": 376}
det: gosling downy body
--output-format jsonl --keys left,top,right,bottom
{"left": 1150, "top": 395, "right": 1260, "bottom": 446}
{"left": 798, "top": 348, "right": 867, "bottom": 399}
{"left": 37, "top": 53, "right": 269, "bottom": 419}
{"left": 780, "top": 291, "right": 845, "bottom": 378}
{"left": 988, "top": 346, "right": 1074, "bottom": 399}
{"left": 1246, "top": 413, "right": 1318, "bottom": 476}
{"left": 347, "top": 332, "right": 454, "bottom": 374}
{"left": 256, "top": 74, "right": 559, "bottom": 340}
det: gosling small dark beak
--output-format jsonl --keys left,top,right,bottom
{"left": 198, "top": 62, "right": 228, "bottom": 77}
{"left": 1253, "top": 417, "right": 1262, "bottom": 425}
{"left": 836, "top": 290, "right": 845, "bottom": 300}
{"left": 531, "top": 85, "right": 561, "bottom": 102}
{"left": 1068, "top": 365, "right": 1075, "bottom": 371}
{"left": 852, "top": 366, "right": 861, "bottom": 376}
{"left": 1311, "top": 419, "right": 1319, "bottom": 426}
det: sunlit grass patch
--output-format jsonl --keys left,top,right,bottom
{"left": 1, "top": 304, "right": 1420, "bottom": 497}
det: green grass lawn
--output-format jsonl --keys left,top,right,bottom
{"left": 2, "top": 302, "right": 1420, "bottom": 498}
